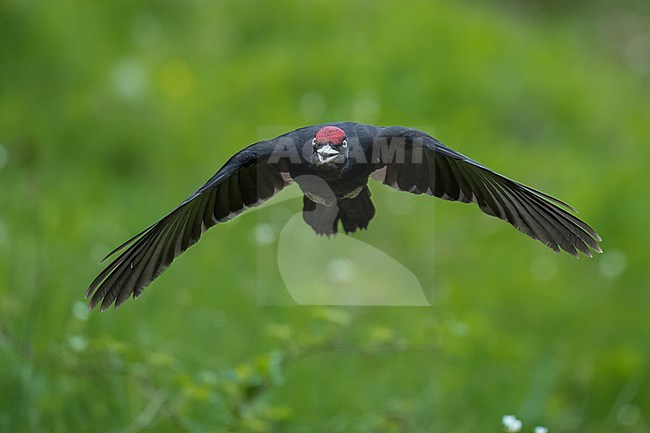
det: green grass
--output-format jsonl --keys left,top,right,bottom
{"left": 2, "top": 0, "right": 650, "bottom": 431}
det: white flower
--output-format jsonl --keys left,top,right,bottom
{"left": 534, "top": 427, "right": 548, "bottom": 433}
{"left": 502, "top": 414, "right": 523, "bottom": 433}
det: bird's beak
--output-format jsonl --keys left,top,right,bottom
{"left": 316, "top": 144, "right": 340, "bottom": 164}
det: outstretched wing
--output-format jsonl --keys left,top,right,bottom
{"left": 87, "top": 140, "right": 291, "bottom": 311}
{"left": 371, "top": 126, "right": 602, "bottom": 257}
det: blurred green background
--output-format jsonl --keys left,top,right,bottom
{"left": 2, "top": 0, "right": 650, "bottom": 431}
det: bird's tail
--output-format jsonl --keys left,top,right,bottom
{"left": 302, "top": 187, "right": 376, "bottom": 235}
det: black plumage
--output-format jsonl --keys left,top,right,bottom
{"left": 87, "top": 122, "right": 601, "bottom": 310}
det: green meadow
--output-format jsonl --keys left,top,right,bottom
{"left": 2, "top": 1, "right": 650, "bottom": 431}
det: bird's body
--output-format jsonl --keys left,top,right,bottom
{"left": 87, "top": 122, "right": 602, "bottom": 310}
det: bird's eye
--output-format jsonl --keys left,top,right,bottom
{"left": 312, "top": 138, "right": 317, "bottom": 146}
{"left": 342, "top": 140, "right": 348, "bottom": 147}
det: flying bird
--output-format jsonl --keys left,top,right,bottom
{"left": 87, "top": 122, "right": 602, "bottom": 310}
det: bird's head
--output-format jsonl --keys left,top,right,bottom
{"left": 311, "top": 126, "right": 348, "bottom": 167}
